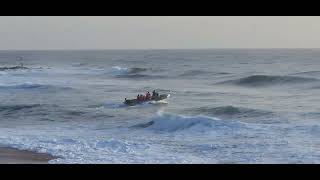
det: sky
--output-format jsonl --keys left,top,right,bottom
{"left": 0, "top": 16, "right": 320, "bottom": 50}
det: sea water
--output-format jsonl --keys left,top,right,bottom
{"left": 1, "top": 49, "right": 320, "bottom": 163}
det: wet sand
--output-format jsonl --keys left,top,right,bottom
{"left": 0, "top": 147, "right": 56, "bottom": 164}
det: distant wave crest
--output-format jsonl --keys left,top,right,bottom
{"left": 111, "top": 66, "right": 129, "bottom": 75}
{"left": 218, "top": 75, "right": 318, "bottom": 87}
{"left": 0, "top": 66, "right": 29, "bottom": 71}
{"left": 111, "top": 66, "right": 166, "bottom": 79}
{"left": 111, "top": 66, "right": 148, "bottom": 75}
{"left": 189, "top": 106, "right": 273, "bottom": 118}
{"left": 0, "top": 82, "right": 72, "bottom": 91}
{"left": 290, "top": 71, "right": 320, "bottom": 76}
{"left": 128, "top": 68, "right": 149, "bottom": 74}
{"left": 0, "top": 104, "right": 42, "bottom": 114}
{"left": 178, "top": 70, "right": 229, "bottom": 78}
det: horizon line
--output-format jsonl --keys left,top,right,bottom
{"left": 1, "top": 47, "right": 320, "bottom": 51}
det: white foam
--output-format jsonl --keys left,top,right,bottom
{"left": 1, "top": 111, "right": 319, "bottom": 164}
{"left": 144, "top": 112, "right": 245, "bottom": 132}
{"left": 111, "top": 66, "right": 129, "bottom": 75}
{"left": 149, "top": 100, "right": 168, "bottom": 105}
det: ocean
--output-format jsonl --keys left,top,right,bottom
{"left": 1, "top": 49, "right": 320, "bottom": 163}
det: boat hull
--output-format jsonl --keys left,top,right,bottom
{"left": 124, "top": 94, "right": 169, "bottom": 106}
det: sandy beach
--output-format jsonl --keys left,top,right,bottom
{"left": 0, "top": 147, "right": 56, "bottom": 164}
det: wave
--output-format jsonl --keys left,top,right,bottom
{"left": 112, "top": 66, "right": 156, "bottom": 74}
{"left": 111, "top": 66, "right": 148, "bottom": 74}
{"left": 178, "top": 70, "right": 211, "bottom": 77}
{"left": 115, "top": 74, "right": 167, "bottom": 79}
{"left": 0, "top": 66, "right": 29, "bottom": 71}
{"left": 188, "top": 106, "right": 273, "bottom": 118}
{"left": 111, "top": 66, "right": 164, "bottom": 79}
{"left": 0, "top": 135, "right": 149, "bottom": 164}
{"left": 132, "top": 111, "right": 246, "bottom": 132}
{"left": 0, "top": 103, "right": 93, "bottom": 120}
{"left": 0, "top": 82, "right": 73, "bottom": 91}
{"left": 0, "top": 104, "right": 47, "bottom": 117}
{"left": 93, "top": 66, "right": 166, "bottom": 79}
{"left": 128, "top": 68, "right": 148, "bottom": 74}
{"left": 111, "top": 66, "right": 129, "bottom": 75}
{"left": 0, "top": 104, "right": 42, "bottom": 113}
{"left": 217, "top": 75, "right": 318, "bottom": 87}
{"left": 178, "top": 70, "right": 229, "bottom": 77}
{"left": 290, "top": 71, "right": 320, "bottom": 76}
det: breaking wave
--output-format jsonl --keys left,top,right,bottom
{"left": 111, "top": 66, "right": 129, "bottom": 75}
{"left": 111, "top": 66, "right": 148, "bottom": 75}
{"left": 132, "top": 111, "right": 246, "bottom": 132}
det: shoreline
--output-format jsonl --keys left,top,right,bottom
{"left": 0, "top": 147, "right": 57, "bottom": 164}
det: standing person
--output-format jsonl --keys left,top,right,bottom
{"left": 152, "top": 90, "right": 156, "bottom": 98}
{"left": 153, "top": 90, "right": 159, "bottom": 97}
{"left": 137, "top": 94, "right": 140, "bottom": 101}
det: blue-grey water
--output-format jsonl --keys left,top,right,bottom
{"left": 1, "top": 49, "right": 320, "bottom": 163}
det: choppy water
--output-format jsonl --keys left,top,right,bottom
{"left": 1, "top": 49, "right": 320, "bottom": 163}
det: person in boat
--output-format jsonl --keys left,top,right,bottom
{"left": 146, "top": 92, "right": 151, "bottom": 100}
{"left": 142, "top": 94, "right": 146, "bottom": 101}
{"left": 137, "top": 94, "right": 141, "bottom": 101}
{"left": 152, "top": 90, "right": 159, "bottom": 99}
